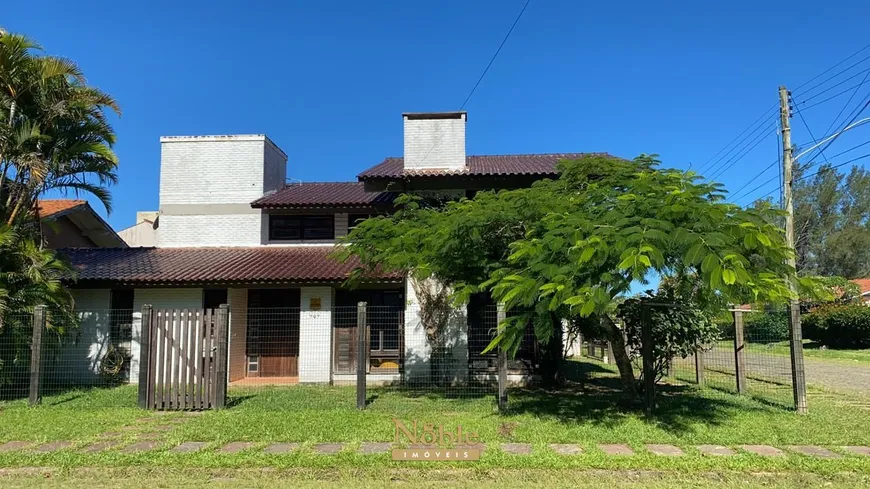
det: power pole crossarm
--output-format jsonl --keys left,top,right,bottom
{"left": 779, "top": 85, "right": 808, "bottom": 414}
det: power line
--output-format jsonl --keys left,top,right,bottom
{"left": 792, "top": 50, "right": 870, "bottom": 98}
{"left": 416, "top": 0, "right": 533, "bottom": 168}
{"left": 792, "top": 99, "right": 829, "bottom": 164}
{"left": 803, "top": 69, "right": 870, "bottom": 164}
{"left": 742, "top": 149, "right": 870, "bottom": 204}
{"left": 804, "top": 97, "right": 870, "bottom": 168}
{"left": 460, "top": 0, "right": 533, "bottom": 110}
{"left": 708, "top": 121, "right": 777, "bottom": 181}
{"left": 791, "top": 65, "right": 870, "bottom": 105}
{"left": 702, "top": 42, "right": 870, "bottom": 181}
{"left": 696, "top": 106, "right": 777, "bottom": 176}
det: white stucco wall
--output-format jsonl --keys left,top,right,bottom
{"left": 57, "top": 289, "right": 112, "bottom": 384}
{"left": 129, "top": 288, "right": 203, "bottom": 384}
{"left": 298, "top": 286, "right": 332, "bottom": 383}
{"left": 157, "top": 135, "right": 287, "bottom": 247}
{"left": 403, "top": 279, "right": 469, "bottom": 383}
{"left": 403, "top": 113, "right": 466, "bottom": 171}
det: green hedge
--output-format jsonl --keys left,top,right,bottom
{"left": 803, "top": 305, "right": 870, "bottom": 349}
{"left": 743, "top": 311, "right": 789, "bottom": 343}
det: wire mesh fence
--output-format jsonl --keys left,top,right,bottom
{"left": 0, "top": 301, "right": 816, "bottom": 413}
{"left": 665, "top": 308, "right": 795, "bottom": 407}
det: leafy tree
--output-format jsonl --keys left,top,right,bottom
{"left": 785, "top": 163, "right": 870, "bottom": 278}
{"left": 342, "top": 154, "right": 824, "bottom": 394}
{"left": 0, "top": 31, "right": 119, "bottom": 390}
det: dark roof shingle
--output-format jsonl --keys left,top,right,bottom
{"left": 60, "top": 247, "right": 400, "bottom": 285}
{"left": 251, "top": 182, "right": 396, "bottom": 209}
{"left": 357, "top": 153, "right": 610, "bottom": 180}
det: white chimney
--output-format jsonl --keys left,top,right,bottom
{"left": 403, "top": 112, "right": 467, "bottom": 171}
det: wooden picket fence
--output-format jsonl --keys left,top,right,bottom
{"left": 137, "top": 305, "right": 229, "bottom": 410}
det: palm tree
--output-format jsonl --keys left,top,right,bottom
{"left": 0, "top": 30, "right": 119, "bottom": 391}
{"left": 0, "top": 31, "right": 120, "bottom": 226}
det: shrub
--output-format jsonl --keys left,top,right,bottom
{"left": 803, "top": 305, "right": 870, "bottom": 349}
{"left": 743, "top": 311, "right": 790, "bottom": 343}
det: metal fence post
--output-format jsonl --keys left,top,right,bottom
{"left": 788, "top": 302, "right": 808, "bottom": 414}
{"left": 28, "top": 305, "right": 47, "bottom": 407}
{"left": 138, "top": 305, "right": 153, "bottom": 408}
{"left": 641, "top": 304, "right": 654, "bottom": 416}
{"left": 497, "top": 303, "right": 508, "bottom": 411}
{"left": 356, "top": 301, "right": 367, "bottom": 410}
{"left": 213, "top": 304, "right": 230, "bottom": 409}
{"left": 732, "top": 310, "right": 746, "bottom": 395}
{"left": 694, "top": 347, "right": 705, "bottom": 386}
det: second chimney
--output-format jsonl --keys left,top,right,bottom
{"left": 403, "top": 111, "right": 467, "bottom": 171}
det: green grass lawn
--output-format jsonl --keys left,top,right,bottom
{"left": 2, "top": 467, "right": 870, "bottom": 489}
{"left": 1, "top": 360, "right": 870, "bottom": 475}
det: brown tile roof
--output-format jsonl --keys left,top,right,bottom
{"left": 60, "top": 246, "right": 401, "bottom": 285}
{"left": 357, "top": 153, "right": 611, "bottom": 180}
{"left": 251, "top": 182, "right": 396, "bottom": 209}
{"left": 38, "top": 199, "right": 88, "bottom": 218}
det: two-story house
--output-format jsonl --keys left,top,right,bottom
{"left": 61, "top": 111, "right": 600, "bottom": 386}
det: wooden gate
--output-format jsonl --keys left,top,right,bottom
{"left": 137, "top": 305, "right": 229, "bottom": 410}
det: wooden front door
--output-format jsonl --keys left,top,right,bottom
{"left": 333, "top": 289, "right": 404, "bottom": 374}
{"left": 247, "top": 289, "right": 300, "bottom": 377}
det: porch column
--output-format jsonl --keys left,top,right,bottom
{"left": 404, "top": 280, "right": 430, "bottom": 382}
{"left": 299, "top": 286, "right": 333, "bottom": 383}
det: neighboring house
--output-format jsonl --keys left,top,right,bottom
{"left": 60, "top": 112, "right": 605, "bottom": 386}
{"left": 851, "top": 279, "right": 870, "bottom": 304}
{"left": 38, "top": 199, "right": 126, "bottom": 249}
{"left": 118, "top": 211, "right": 158, "bottom": 247}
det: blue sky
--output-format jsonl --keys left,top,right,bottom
{"left": 5, "top": 0, "right": 870, "bottom": 230}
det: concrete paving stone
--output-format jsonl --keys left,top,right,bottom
{"left": 550, "top": 444, "right": 583, "bottom": 455}
{"left": 35, "top": 441, "right": 73, "bottom": 453}
{"left": 599, "top": 444, "right": 634, "bottom": 456}
{"left": 0, "top": 441, "right": 30, "bottom": 452}
{"left": 740, "top": 445, "right": 784, "bottom": 456}
{"left": 359, "top": 442, "right": 392, "bottom": 454}
{"left": 220, "top": 442, "right": 255, "bottom": 454}
{"left": 172, "top": 442, "right": 208, "bottom": 453}
{"left": 787, "top": 445, "right": 841, "bottom": 458}
{"left": 263, "top": 443, "right": 298, "bottom": 454}
{"left": 82, "top": 441, "right": 121, "bottom": 453}
{"left": 646, "top": 444, "right": 684, "bottom": 456}
{"left": 501, "top": 443, "right": 532, "bottom": 455}
{"left": 696, "top": 445, "right": 736, "bottom": 456}
{"left": 842, "top": 446, "right": 870, "bottom": 456}
{"left": 122, "top": 441, "right": 158, "bottom": 453}
{"left": 314, "top": 443, "right": 343, "bottom": 454}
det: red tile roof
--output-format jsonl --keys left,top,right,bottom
{"left": 357, "top": 153, "right": 612, "bottom": 180}
{"left": 60, "top": 247, "right": 401, "bottom": 285}
{"left": 38, "top": 199, "right": 88, "bottom": 218}
{"left": 251, "top": 182, "right": 396, "bottom": 209}
{"left": 852, "top": 279, "right": 870, "bottom": 295}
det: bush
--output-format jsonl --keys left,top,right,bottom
{"left": 743, "top": 311, "right": 789, "bottom": 343}
{"left": 803, "top": 305, "right": 870, "bottom": 349}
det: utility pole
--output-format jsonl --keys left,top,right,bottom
{"left": 779, "top": 86, "right": 808, "bottom": 414}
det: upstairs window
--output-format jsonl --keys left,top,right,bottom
{"left": 269, "top": 215, "right": 335, "bottom": 241}
{"left": 347, "top": 214, "right": 371, "bottom": 233}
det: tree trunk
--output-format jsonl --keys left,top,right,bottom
{"left": 538, "top": 313, "right": 565, "bottom": 387}
{"left": 602, "top": 315, "right": 637, "bottom": 398}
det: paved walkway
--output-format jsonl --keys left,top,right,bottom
{"left": 2, "top": 439, "right": 868, "bottom": 458}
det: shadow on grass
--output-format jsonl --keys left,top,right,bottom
{"left": 502, "top": 361, "right": 783, "bottom": 435}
